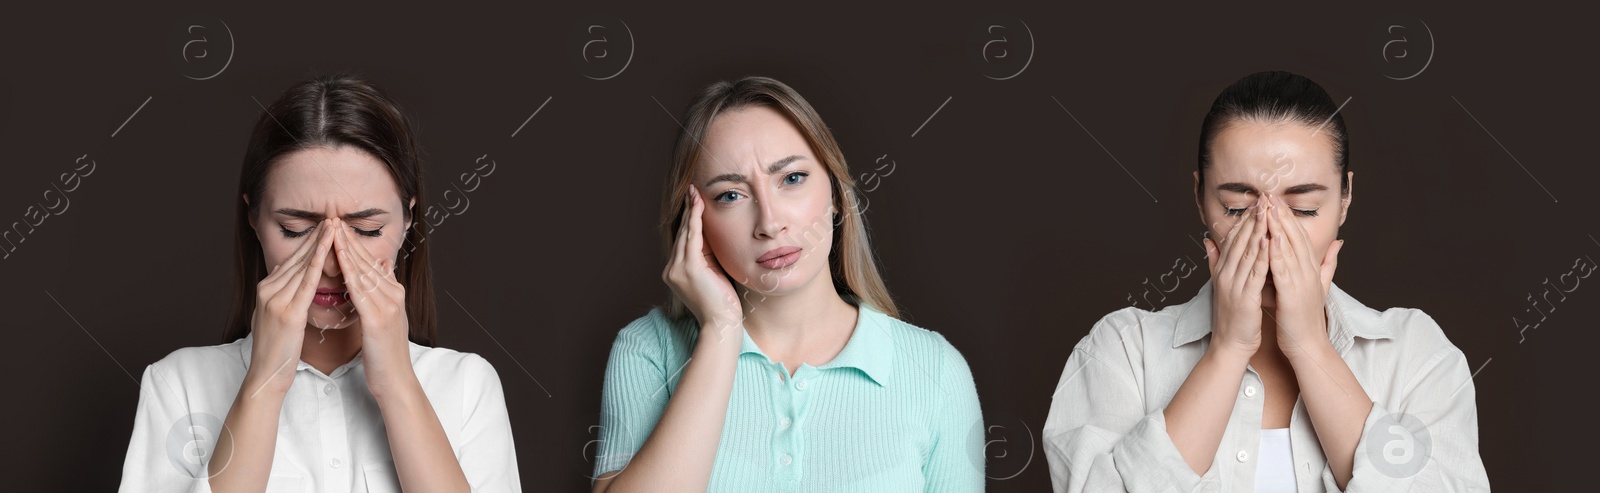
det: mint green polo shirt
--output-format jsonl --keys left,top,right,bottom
{"left": 595, "top": 303, "right": 985, "bottom": 491}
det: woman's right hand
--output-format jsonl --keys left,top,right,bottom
{"left": 662, "top": 186, "right": 743, "bottom": 341}
{"left": 245, "top": 217, "right": 336, "bottom": 397}
{"left": 1201, "top": 195, "right": 1270, "bottom": 360}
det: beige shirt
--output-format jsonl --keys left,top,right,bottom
{"left": 1044, "top": 281, "right": 1490, "bottom": 492}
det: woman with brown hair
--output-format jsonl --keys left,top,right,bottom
{"left": 117, "top": 74, "right": 519, "bottom": 492}
{"left": 590, "top": 76, "right": 985, "bottom": 492}
{"left": 1042, "top": 71, "right": 1489, "bottom": 492}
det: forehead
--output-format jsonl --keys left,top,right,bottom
{"left": 263, "top": 146, "right": 403, "bottom": 208}
{"left": 1208, "top": 121, "right": 1339, "bottom": 186}
{"left": 695, "top": 105, "right": 812, "bottom": 176}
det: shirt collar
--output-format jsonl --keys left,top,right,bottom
{"left": 1172, "top": 280, "right": 1394, "bottom": 352}
{"left": 237, "top": 332, "right": 370, "bottom": 377}
{"left": 738, "top": 303, "right": 896, "bottom": 387}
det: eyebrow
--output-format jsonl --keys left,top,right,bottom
{"left": 704, "top": 155, "right": 806, "bottom": 187}
{"left": 1215, "top": 182, "right": 1330, "bottom": 195}
{"left": 273, "top": 208, "right": 389, "bottom": 220}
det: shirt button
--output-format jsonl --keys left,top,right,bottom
{"left": 779, "top": 454, "right": 793, "bottom": 466}
{"left": 796, "top": 380, "right": 808, "bottom": 391}
{"left": 1244, "top": 386, "right": 1257, "bottom": 398}
{"left": 1236, "top": 450, "right": 1249, "bottom": 462}
{"left": 779, "top": 417, "right": 792, "bottom": 429}
{"left": 330, "top": 458, "right": 342, "bottom": 469}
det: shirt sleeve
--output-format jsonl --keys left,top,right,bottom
{"left": 118, "top": 364, "right": 215, "bottom": 493}
{"left": 1043, "top": 311, "right": 1220, "bottom": 493}
{"left": 922, "top": 335, "right": 985, "bottom": 492}
{"left": 1321, "top": 320, "right": 1491, "bottom": 492}
{"left": 454, "top": 354, "right": 522, "bottom": 492}
{"left": 593, "top": 314, "right": 673, "bottom": 481}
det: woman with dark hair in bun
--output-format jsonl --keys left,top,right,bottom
{"left": 1044, "top": 71, "right": 1489, "bottom": 492}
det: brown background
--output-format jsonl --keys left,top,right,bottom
{"left": 1, "top": 2, "right": 1593, "bottom": 490}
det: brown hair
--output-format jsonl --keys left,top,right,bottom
{"left": 660, "top": 76, "right": 898, "bottom": 320}
{"left": 224, "top": 73, "right": 436, "bottom": 345}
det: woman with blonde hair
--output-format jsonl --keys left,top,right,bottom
{"left": 591, "top": 76, "right": 985, "bottom": 492}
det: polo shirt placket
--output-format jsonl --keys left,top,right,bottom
{"left": 310, "top": 363, "right": 354, "bottom": 493}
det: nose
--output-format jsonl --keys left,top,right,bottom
{"left": 321, "top": 222, "right": 343, "bottom": 279}
{"left": 752, "top": 194, "right": 786, "bottom": 240}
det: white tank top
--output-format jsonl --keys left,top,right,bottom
{"left": 1255, "top": 428, "right": 1297, "bottom": 492}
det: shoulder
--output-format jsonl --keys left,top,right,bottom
{"left": 607, "top": 307, "right": 698, "bottom": 365}
{"left": 1366, "top": 304, "right": 1469, "bottom": 371}
{"left": 617, "top": 307, "right": 688, "bottom": 340}
{"left": 149, "top": 338, "right": 249, "bottom": 377}
{"left": 611, "top": 305, "right": 694, "bottom": 348}
{"left": 1376, "top": 307, "right": 1455, "bottom": 348}
{"left": 878, "top": 310, "right": 952, "bottom": 349}
{"left": 871, "top": 308, "right": 972, "bottom": 377}
{"left": 1075, "top": 302, "right": 1188, "bottom": 355}
{"left": 408, "top": 342, "right": 498, "bottom": 380}
{"left": 136, "top": 339, "right": 251, "bottom": 405}
{"left": 1332, "top": 285, "right": 1465, "bottom": 360}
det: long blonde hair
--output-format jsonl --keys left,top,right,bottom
{"left": 660, "top": 76, "right": 898, "bottom": 320}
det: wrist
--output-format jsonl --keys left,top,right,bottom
{"left": 368, "top": 367, "right": 422, "bottom": 403}
{"left": 236, "top": 371, "right": 292, "bottom": 405}
{"left": 695, "top": 317, "right": 744, "bottom": 349}
{"left": 1205, "top": 343, "right": 1255, "bottom": 368}
{"left": 1282, "top": 336, "right": 1337, "bottom": 364}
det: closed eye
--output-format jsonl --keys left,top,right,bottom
{"left": 1223, "top": 207, "right": 1319, "bottom": 217}
{"left": 279, "top": 224, "right": 314, "bottom": 238}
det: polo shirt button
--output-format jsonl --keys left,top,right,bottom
{"left": 1236, "top": 450, "right": 1249, "bottom": 462}
{"left": 779, "top": 454, "right": 793, "bottom": 466}
{"left": 1244, "top": 386, "right": 1257, "bottom": 398}
{"left": 779, "top": 416, "right": 791, "bottom": 429}
{"left": 796, "top": 380, "right": 808, "bottom": 391}
{"left": 324, "top": 384, "right": 335, "bottom": 395}
{"left": 330, "top": 458, "right": 342, "bottom": 469}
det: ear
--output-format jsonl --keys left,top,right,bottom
{"left": 242, "top": 193, "right": 257, "bottom": 232}
{"left": 1338, "top": 171, "right": 1354, "bottom": 227}
{"left": 405, "top": 197, "right": 417, "bottom": 231}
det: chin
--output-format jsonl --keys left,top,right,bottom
{"left": 735, "top": 263, "right": 822, "bottom": 299}
{"left": 308, "top": 307, "right": 358, "bottom": 330}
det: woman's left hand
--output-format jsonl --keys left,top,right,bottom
{"left": 1265, "top": 193, "right": 1344, "bottom": 357}
{"left": 332, "top": 218, "right": 416, "bottom": 397}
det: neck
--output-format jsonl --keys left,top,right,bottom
{"left": 737, "top": 277, "right": 856, "bottom": 351}
{"left": 299, "top": 322, "right": 363, "bottom": 375}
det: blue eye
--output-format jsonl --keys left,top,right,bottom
{"left": 783, "top": 171, "right": 808, "bottom": 185}
{"left": 715, "top": 190, "right": 744, "bottom": 203}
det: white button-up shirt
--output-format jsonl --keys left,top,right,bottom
{"left": 1044, "top": 281, "right": 1490, "bottom": 492}
{"left": 117, "top": 333, "right": 520, "bottom": 492}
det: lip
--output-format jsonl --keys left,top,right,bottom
{"left": 757, "top": 246, "right": 802, "bottom": 270}
{"left": 313, "top": 287, "right": 349, "bottom": 307}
